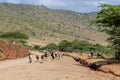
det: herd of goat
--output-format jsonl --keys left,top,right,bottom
{"left": 29, "top": 50, "right": 64, "bottom": 63}
{"left": 29, "top": 50, "right": 105, "bottom": 64}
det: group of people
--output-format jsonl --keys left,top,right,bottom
{"left": 28, "top": 51, "right": 64, "bottom": 63}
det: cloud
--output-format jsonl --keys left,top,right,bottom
{"left": 2, "top": 0, "right": 21, "bottom": 3}
{"left": 0, "top": 0, "right": 120, "bottom": 13}
{"left": 33, "top": 0, "right": 67, "bottom": 7}
{"left": 83, "top": 1, "right": 107, "bottom": 6}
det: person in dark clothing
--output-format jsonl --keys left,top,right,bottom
{"left": 44, "top": 53, "right": 47, "bottom": 57}
{"left": 36, "top": 53, "right": 39, "bottom": 62}
{"left": 41, "top": 54, "right": 44, "bottom": 61}
{"left": 91, "top": 52, "right": 93, "bottom": 57}
{"left": 90, "top": 52, "right": 93, "bottom": 58}
{"left": 51, "top": 52, "right": 55, "bottom": 60}
{"left": 90, "top": 50, "right": 94, "bottom": 58}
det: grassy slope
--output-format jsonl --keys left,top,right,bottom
{"left": 0, "top": 3, "right": 108, "bottom": 46}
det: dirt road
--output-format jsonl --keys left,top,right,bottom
{"left": 0, "top": 54, "right": 119, "bottom": 80}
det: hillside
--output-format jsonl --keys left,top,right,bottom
{"left": 0, "top": 3, "right": 108, "bottom": 46}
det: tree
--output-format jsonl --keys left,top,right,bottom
{"left": 33, "top": 45, "right": 41, "bottom": 50}
{"left": 71, "top": 40, "right": 90, "bottom": 52}
{"left": 45, "top": 43, "right": 58, "bottom": 51}
{"left": 58, "top": 40, "right": 72, "bottom": 52}
{"left": 95, "top": 4, "right": 120, "bottom": 60}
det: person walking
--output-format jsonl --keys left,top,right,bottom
{"left": 36, "top": 53, "right": 39, "bottom": 62}
{"left": 28, "top": 53, "right": 32, "bottom": 63}
{"left": 90, "top": 50, "right": 94, "bottom": 58}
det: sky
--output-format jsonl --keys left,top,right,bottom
{"left": 0, "top": 0, "right": 120, "bottom": 13}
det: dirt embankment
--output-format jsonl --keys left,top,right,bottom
{"left": 0, "top": 41, "right": 29, "bottom": 60}
{"left": 65, "top": 53, "right": 120, "bottom": 77}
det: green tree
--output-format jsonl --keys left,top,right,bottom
{"left": 45, "top": 43, "right": 58, "bottom": 51}
{"left": 33, "top": 45, "right": 41, "bottom": 50}
{"left": 58, "top": 40, "right": 72, "bottom": 52}
{"left": 71, "top": 40, "right": 90, "bottom": 52}
{"left": 95, "top": 4, "right": 120, "bottom": 60}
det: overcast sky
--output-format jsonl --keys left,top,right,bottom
{"left": 0, "top": 0, "right": 120, "bottom": 13}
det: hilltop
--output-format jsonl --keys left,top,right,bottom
{"left": 0, "top": 3, "right": 108, "bottom": 46}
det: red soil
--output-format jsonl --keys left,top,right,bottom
{"left": 0, "top": 41, "right": 29, "bottom": 60}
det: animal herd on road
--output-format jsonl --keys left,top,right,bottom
{"left": 28, "top": 51, "right": 64, "bottom": 63}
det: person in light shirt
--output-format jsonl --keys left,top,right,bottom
{"left": 28, "top": 53, "right": 33, "bottom": 63}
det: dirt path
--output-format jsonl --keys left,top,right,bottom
{"left": 0, "top": 54, "right": 119, "bottom": 80}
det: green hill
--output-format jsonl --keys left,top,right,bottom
{"left": 0, "top": 3, "right": 108, "bottom": 46}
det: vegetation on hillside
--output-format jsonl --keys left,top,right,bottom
{"left": 58, "top": 40, "right": 115, "bottom": 56}
{"left": 95, "top": 4, "right": 120, "bottom": 60}
{"left": 0, "top": 3, "right": 113, "bottom": 58}
{"left": 0, "top": 32, "right": 28, "bottom": 39}
{"left": 0, "top": 31, "right": 29, "bottom": 46}
{"left": 0, "top": 3, "right": 107, "bottom": 44}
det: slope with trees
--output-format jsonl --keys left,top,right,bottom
{"left": 0, "top": 3, "right": 108, "bottom": 45}
{"left": 95, "top": 4, "right": 120, "bottom": 61}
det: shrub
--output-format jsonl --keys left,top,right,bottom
{"left": 32, "top": 45, "right": 41, "bottom": 50}
{"left": 71, "top": 40, "right": 90, "bottom": 52}
{"left": 44, "top": 43, "right": 58, "bottom": 51}
{"left": 0, "top": 32, "right": 29, "bottom": 39}
{"left": 41, "top": 39, "right": 115, "bottom": 57}
{"left": 58, "top": 40, "right": 72, "bottom": 52}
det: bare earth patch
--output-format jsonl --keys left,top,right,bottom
{"left": 99, "top": 64, "right": 120, "bottom": 77}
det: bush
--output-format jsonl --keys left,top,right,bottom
{"left": 0, "top": 32, "right": 29, "bottom": 39}
{"left": 33, "top": 45, "right": 41, "bottom": 50}
{"left": 44, "top": 43, "right": 58, "bottom": 51}
{"left": 58, "top": 40, "right": 72, "bottom": 52}
{"left": 71, "top": 40, "right": 90, "bottom": 52}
